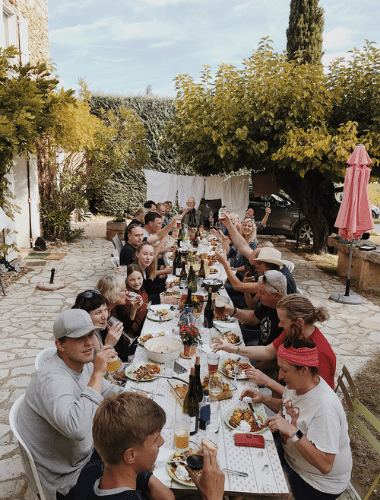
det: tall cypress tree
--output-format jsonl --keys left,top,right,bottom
{"left": 286, "top": 0, "right": 324, "bottom": 64}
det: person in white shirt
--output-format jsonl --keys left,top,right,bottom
{"left": 241, "top": 335, "right": 352, "bottom": 500}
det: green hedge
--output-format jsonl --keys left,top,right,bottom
{"left": 89, "top": 95, "right": 196, "bottom": 216}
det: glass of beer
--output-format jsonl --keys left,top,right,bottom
{"left": 107, "top": 355, "right": 122, "bottom": 375}
{"left": 176, "top": 215, "right": 182, "bottom": 228}
{"left": 218, "top": 207, "right": 227, "bottom": 222}
{"left": 174, "top": 414, "right": 190, "bottom": 449}
{"left": 214, "top": 296, "right": 228, "bottom": 318}
{"left": 207, "top": 352, "right": 220, "bottom": 375}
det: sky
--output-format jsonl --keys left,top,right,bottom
{"left": 48, "top": 0, "right": 380, "bottom": 98}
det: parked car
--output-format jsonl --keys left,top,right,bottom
{"left": 248, "top": 191, "right": 312, "bottom": 241}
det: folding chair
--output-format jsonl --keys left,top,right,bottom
{"left": 281, "top": 259, "right": 295, "bottom": 273}
{"left": 9, "top": 394, "right": 47, "bottom": 500}
{"left": 111, "top": 234, "right": 123, "bottom": 254}
{"left": 35, "top": 347, "right": 57, "bottom": 370}
{"left": 336, "top": 365, "right": 380, "bottom": 500}
{"left": 111, "top": 256, "right": 120, "bottom": 268}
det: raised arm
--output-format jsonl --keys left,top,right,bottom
{"left": 215, "top": 251, "right": 260, "bottom": 294}
{"left": 221, "top": 217, "right": 252, "bottom": 259}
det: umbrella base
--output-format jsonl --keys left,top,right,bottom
{"left": 329, "top": 292, "right": 363, "bottom": 304}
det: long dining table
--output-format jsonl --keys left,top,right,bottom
{"left": 124, "top": 252, "right": 289, "bottom": 498}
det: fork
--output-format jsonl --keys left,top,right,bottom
{"left": 233, "top": 357, "right": 241, "bottom": 390}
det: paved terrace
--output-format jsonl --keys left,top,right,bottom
{"left": 1, "top": 222, "right": 380, "bottom": 499}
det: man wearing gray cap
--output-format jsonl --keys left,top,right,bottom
{"left": 17, "top": 309, "right": 163, "bottom": 500}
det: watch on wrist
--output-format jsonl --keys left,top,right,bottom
{"left": 232, "top": 306, "right": 237, "bottom": 317}
{"left": 289, "top": 429, "right": 303, "bottom": 443}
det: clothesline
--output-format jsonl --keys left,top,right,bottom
{"left": 143, "top": 170, "right": 249, "bottom": 221}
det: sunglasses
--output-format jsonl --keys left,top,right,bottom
{"left": 81, "top": 289, "right": 101, "bottom": 299}
{"left": 262, "top": 273, "right": 280, "bottom": 293}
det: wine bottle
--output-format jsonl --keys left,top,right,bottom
{"left": 185, "top": 288, "right": 192, "bottom": 306}
{"left": 172, "top": 250, "right": 178, "bottom": 276}
{"left": 204, "top": 287, "right": 214, "bottom": 328}
{"left": 188, "top": 263, "right": 197, "bottom": 294}
{"left": 183, "top": 367, "right": 199, "bottom": 435}
{"left": 194, "top": 356, "right": 203, "bottom": 402}
{"left": 198, "top": 259, "right": 206, "bottom": 286}
{"left": 179, "top": 261, "right": 187, "bottom": 289}
{"left": 175, "top": 254, "right": 182, "bottom": 277}
{"left": 199, "top": 389, "right": 211, "bottom": 431}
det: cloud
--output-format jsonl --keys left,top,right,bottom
{"left": 149, "top": 40, "right": 175, "bottom": 49}
{"left": 323, "top": 27, "right": 357, "bottom": 49}
{"left": 322, "top": 50, "right": 354, "bottom": 70}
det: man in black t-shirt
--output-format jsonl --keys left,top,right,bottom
{"left": 119, "top": 225, "right": 144, "bottom": 265}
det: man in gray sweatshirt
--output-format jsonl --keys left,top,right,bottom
{"left": 17, "top": 309, "right": 149, "bottom": 500}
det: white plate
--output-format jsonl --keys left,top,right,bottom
{"left": 224, "top": 406, "right": 267, "bottom": 434}
{"left": 166, "top": 450, "right": 203, "bottom": 487}
{"left": 217, "top": 331, "right": 242, "bottom": 345}
{"left": 124, "top": 363, "right": 161, "bottom": 381}
{"left": 220, "top": 359, "right": 251, "bottom": 380}
{"left": 147, "top": 307, "right": 174, "bottom": 322}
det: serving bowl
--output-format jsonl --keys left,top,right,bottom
{"left": 144, "top": 336, "right": 182, "bottom": 363}
{"left": 203, "top": 278, "right": 223, "bottom": 293}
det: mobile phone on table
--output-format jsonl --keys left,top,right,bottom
{"left": 174, "top": 361, "right": 187, "bottom": 374}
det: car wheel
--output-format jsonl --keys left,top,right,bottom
{"left": 297, "top": 221, "right": 313, "bottom": 244}
{"left": 372, "top": 209, "right": 379, "bottom": 219}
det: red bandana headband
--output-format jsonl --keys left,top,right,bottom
{"left": 277, "top": 344, "right": 319, "bottom": 367}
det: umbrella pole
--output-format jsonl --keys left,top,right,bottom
{"left": 344, "top": 241, "right": 354, "bottom": 296}
{"left": 330, "top": 240, "right": 363, "bottom": 304}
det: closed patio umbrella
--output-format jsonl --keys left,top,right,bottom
{"left": 330, "top": 144, "right": 374, "bottom": 304}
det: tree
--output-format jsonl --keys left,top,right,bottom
{"left": 286, "top": 0, "right": 324, "bottom": 64}
{"left": 0, "top": 46, "right": 75, "bottom": 254}
{"left": 165, "top": 40, "right": 380, "bottom": 252}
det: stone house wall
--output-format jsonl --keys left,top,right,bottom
{"left": 3, "top": 0, "right": 49, "bottom": 61}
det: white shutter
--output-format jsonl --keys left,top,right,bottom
{"left": 18, "top": 14, "right": 28, "bottom": 63}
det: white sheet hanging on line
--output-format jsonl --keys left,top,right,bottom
{"left": 177, "top": 175, "right": 205, "bottom": 208}
{"left": 143, "top": 170, "right": 178, "bottom": 204}
{"left": 205, "top": 176, "right": 224, "bottom": 200}
{"left": 222, "top": 175, "right": 250, "bottom": 221}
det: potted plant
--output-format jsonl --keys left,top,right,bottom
{"left": 106, "top": 212, "right": 127, "bottom": 241}
{"left": 179, "top": 323, "right": 201, "bottom": 357}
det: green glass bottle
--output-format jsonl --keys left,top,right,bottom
{"left": 183, "top": 367, "right": 199, "bottom": 435}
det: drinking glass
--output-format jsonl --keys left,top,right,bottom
{"left": 206, "top": 419, "right": 220, "bottom": 447}
{"left": 207, "top": 352, "right": 220, "bottom": 375}
{"left": 215, "top": 221, "right": 221, "bottom": 230}
{"left": 208, "top": 373, "right": 223, "bottom": 416}
{"left": 174, "top": 414, "right": 190, "bottom": 450}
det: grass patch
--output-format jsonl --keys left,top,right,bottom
{"left": 346, "top": 354, "right": 380, "bottom": 499}
{"left": 292, "top": 248, "right": 338, "bottom": 275}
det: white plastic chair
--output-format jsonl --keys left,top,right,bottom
{"left": 111, "top": 256, "right": 120, "bottom": 268}
{"left": 9, "top": 394, "right": 47, "bottom": 500}
{"left": 35, "top": 347, "right": 57, "bottom": 370}
{"left": 296, "top": 287, "right": 303, "bottom": 295}
{"left": 282, "top": 259, "right": 295, "bottom": 273}
{"left": 111, "top": 234, "right": 123, "bottom": 254}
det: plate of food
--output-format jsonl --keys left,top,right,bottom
{"left": 220, "top": 358, "right": 251, "bottom": 379}
{"left": 137, "top": 331, "right": 165, "bottom": 346}
{"left": 124, "top": 363, "right": 161, "bottom": 381}
{"left": 224, "top": 406, "right": 267, "bottom": 434}
{"left": 160, "top": 289, "right": 181, "bottom": 298}
{"left": 147, "top": 305, "right": 174, "bottom": 322}
{"left": 217, "top": 331, "right": 242, "bottom": 345}
{"left": 167, "top": 379, "right": 188, "bottom": 405}
{"left": 166, "top": 449, "right": 201, "bottom": 487}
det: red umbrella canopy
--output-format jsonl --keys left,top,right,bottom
{"left": 335, "top": 144, "right": 374, "bottom": 242}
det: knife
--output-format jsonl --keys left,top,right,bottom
{"left": 248, "top": 402, "right": 263, "bottom": 429}
{"left": 155, "top": 374, "right": 189, "bottom": 384}
{"left": 129, "top": 387, "right": 164, "bottom": 397}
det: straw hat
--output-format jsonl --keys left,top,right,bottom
{"left": 250, "top": 247, "right": 284, "bottom": 267}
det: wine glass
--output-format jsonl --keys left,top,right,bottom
{"left": 215, "top": 221, "right": 221, "bottom": 231}
{"left": 208, "top": 373, "right": 223, "bottom": 416}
